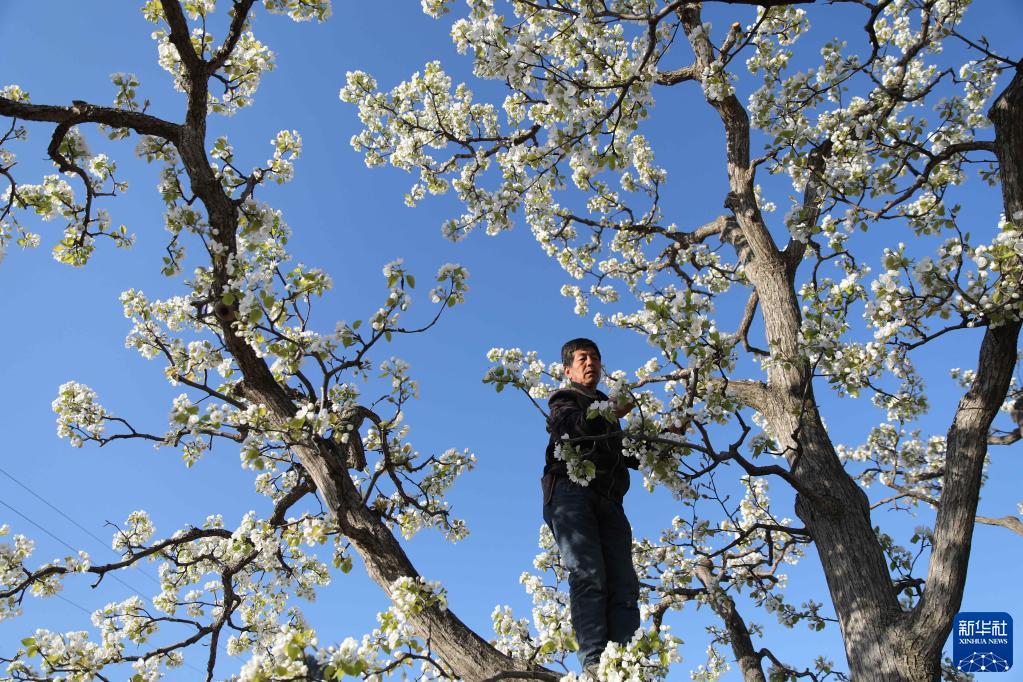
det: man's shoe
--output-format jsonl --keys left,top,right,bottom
{"left": 583, "top": 663, "right": 601, "bottom": 681}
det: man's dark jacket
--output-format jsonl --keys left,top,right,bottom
{"left": 544, "top": 381, "right": 639, "bottom": 501}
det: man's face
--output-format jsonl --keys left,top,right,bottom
{"left": 565, "top": 347, "right": 601, "bottom": 389}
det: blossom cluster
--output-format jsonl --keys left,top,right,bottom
{"left": 52, "top": 381, "right": 107, "bottom": 448}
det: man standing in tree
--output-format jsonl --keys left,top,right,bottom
{"left": 541, "top": 338, "right": 641, "bottom": 679}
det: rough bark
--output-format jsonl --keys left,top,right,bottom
{"left": 976, "top": 514, "right": 1023, "bottom": 536}
{"left": 231, "top": 383, "right": 548, "bottom": 681}
{"left": 900, "top": 66, "right": 1023, "bottom": 679}
{"left": 0, "top": 98, "right": 181, "bottom": 142}
{"left": 681, "top": 5, "right": 1022, "bottom": 679}
{"left": 776, "top": 66, "right": 1020, "bottom": 682}
{"left": 193, "top": 308, "right": 547, "bottom": 679}
{"left": 682, "top": 5, "right": 906, "bottom": 677}
{"left": 694, "top": 560, "right": 768, "bottom": 682}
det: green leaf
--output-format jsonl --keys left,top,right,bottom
{"left": 341, "top": 660, "right": 362, "bottom": 676}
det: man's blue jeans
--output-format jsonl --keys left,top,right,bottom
{"left": 543, "top": 477, "right": 641, "bottom": 667}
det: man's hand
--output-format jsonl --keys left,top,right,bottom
{"left": 613, "top": 398, "right": 635, "bottom": 419}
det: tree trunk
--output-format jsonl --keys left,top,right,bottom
{"left": 900, "top": 66, "right": 1023, "bottom": 680}
{"left": 682, "top": 0, "right": 1023, "bottom": 674}
{"left": 683, "top": 3, "right": 910, "bottom": 670}
{"left": 783, "top": 68, "right": 1023, "bottom": 682}
{"left": 171, "top": 61, "right": 553, "bottom": 679}
{"left": 776, "top": 404, "right": 912, "bottom": 679}
{"left": 184, "top": 152, "right": 551, "bottom": 682}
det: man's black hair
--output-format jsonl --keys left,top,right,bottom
{"left": 561, "top": 338, "right": 601, "bottom": 366}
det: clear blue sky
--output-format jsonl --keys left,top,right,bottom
{"left": 1, "top": 2, "right": 1021, "bottom": 679}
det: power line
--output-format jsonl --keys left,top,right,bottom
{"left": 0, "top": 478, "right": 212, "bottom": 676}
{"left": 0, "top": 497, "right": 150, "bottom": 598}
{"left": 0, "top": 496, "right": 81, "bottom": 556}
{"left": 0, "top": 465, "right": 160, "bottom": 586}
{"left": 55, "top": 592, "right": 93, "bottom": 616}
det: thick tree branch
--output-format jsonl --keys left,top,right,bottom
{"left": 693, "top": 559, "right": 767, "bottom": 682}
{"left": 735, "top": 291, "right": 769, "bottom": 357}
{"left": 209, "top": 0, "right": 259, "bottom": 71}
{"left": 783, "top": 141, "right": 831, "bottom": 270}
{"left": 161, "top": 0, "right": 212, "bottom": 132}
{"left": 988, "top": 428, "right": 1021, "bottom": 445}
{"left": 0, "top": 98, "right": 180, "bottom": 142}
{"left": 723, "top": 379, "right": 772, "bottom": 412}
{"left": 909, "top": 67, "right": 1023, "bottom": 655}
{"left": 975, "top": 514, "right": 1023, "bottom": 536}
{"left": 160, "top": 0, "right": 205, "bottom": 73}
{"left": 910, "top": 320, "right": 1021, "bottom": 648}
{"left": 655, "top": 64, "right": 699, "bottom": 85}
